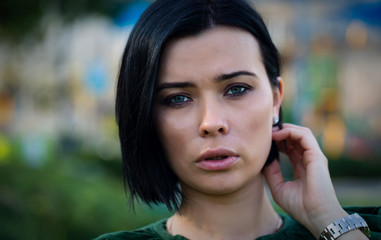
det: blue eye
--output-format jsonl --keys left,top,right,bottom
{"left": 170, "top": 95, "right": 189, "bottom": 104}
{"left": 162, "top": 94, "right": 192, "bottom": 107}
{"left": 225, "top": 85, "right": 249, "bottom": 96}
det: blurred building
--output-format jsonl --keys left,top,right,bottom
{"left": 257, "top": 0, "right": 381, "bottom": 160}
{"left": 0, "top": 0, "right": 380, "bottom": 165}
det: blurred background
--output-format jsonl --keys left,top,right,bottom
{"left": 0, "top": 0, "right": 380, "bottom": 239}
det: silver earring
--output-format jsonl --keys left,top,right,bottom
{"left": 273, "top": 116, "right": 279, "bottom": 125}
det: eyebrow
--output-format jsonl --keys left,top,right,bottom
{"left": 157, "top": 82, "right": 195, "bottom": 91}
{"left": 157, "top": 70, "right": 257, "bottom": 91}
{"left": 215, "top": 70, "right": 257, "bottom": 82}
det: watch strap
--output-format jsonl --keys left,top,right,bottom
{"left": 320, "top": 213, "right": 370, "bottom": 240}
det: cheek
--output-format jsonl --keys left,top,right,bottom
{"left": 239, "top": 108, "right": 272, "bottom": 141}
{"left": 248, "top": 101, "right": 273, "bottom": 130}
{"left": 231, "top": 95, "right": 273, "bottom": 158}
{"left": 156, "top": 109, "right": 196, "bottom": 161}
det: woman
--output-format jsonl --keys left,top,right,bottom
{"left": 96, "top": 0, "right": 379, "bottom": 239}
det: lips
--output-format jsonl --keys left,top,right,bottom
{"left": 196, "top": 148, "right": 239, "bottom": 171}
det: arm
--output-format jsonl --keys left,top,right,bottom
{"left": 263, "top": 123, "right": 369, "bottom": 239}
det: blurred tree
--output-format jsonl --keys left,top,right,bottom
{"left": 0, "top": 0, "right": 138, "bottom": 41}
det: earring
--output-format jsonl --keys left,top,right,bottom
{"left": 273, "top": 116, "right": 279, "bottom": 125}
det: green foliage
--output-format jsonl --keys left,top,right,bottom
{"left": 328, "top": 156, "right": 381, "bottom": 178}
{"left": 0, "top": 151, "right": 170, "bottom": 240}
{"left": 0, "top": 0, "right": 136, "bottom": 41}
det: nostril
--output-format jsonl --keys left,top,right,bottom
{"left": 199, "top": 124, "right": 227, "bottom": 136}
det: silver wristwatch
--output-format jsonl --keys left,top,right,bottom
{"left": 320, "top": 213, "right": 370, "bottom": 240}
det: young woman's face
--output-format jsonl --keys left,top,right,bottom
{"left": 155, "top": 27, "right": 282, "bottom": 196}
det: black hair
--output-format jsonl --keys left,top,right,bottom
{"left": 116, "top": 0, "right": 282, "bottom": 211}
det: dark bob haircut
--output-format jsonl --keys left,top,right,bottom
{"left": 116, "top": 0, "right": 282, "bottom": 211}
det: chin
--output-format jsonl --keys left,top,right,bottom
{"left": 183, "top": 171, "right": 261, "bottom": 196}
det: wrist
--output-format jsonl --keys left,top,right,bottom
{"left": 307, "top": 207, "right": 348, "bottom": 238}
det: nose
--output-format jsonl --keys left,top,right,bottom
{"left": 199, "top": 102, "right": 229, "bottom": 137}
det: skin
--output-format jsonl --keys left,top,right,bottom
{"left": 156, "top": 27, "right": 281, "bottom": 197}
{"left": 155, "top": 27, "right": 367, "bottom": 240}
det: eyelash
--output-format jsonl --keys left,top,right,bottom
{"left": 224, "top": 84, "right": 252, "bottom": 97}
{"left": 161, "top": 84, "right": 252, "bottom": 107}
{"left": 162, "top": 93, "right": 192, "bottom": 107}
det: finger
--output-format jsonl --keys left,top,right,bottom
{"left": 272, "top": 126, "right": 321, "bottom": 154}
{"left": 290, "top": 139, "right": 306, "bottom": 155}
{"left": 272, "top": 125, "right": 281, "bottom": 132}
{"left": 273, "top": 127, "right": 308, "bottom": 146}
{"left": 286, "top": 146, "right": 302, "bottom": 165}
{"left": 263, "top": 159, "right": 284, "bottom": 196}
{"left": 275, "top": 139, "right": 305, "bottom": 167}
{"left": 280, "top": 145, "right": 306, "bottom": 180}
{"left": 274, "top": 139, "right": 287, "bottom": 153}
{"left": 281, "top": 139, "right": 305, "bottom": 158}
{"left": 273, "top": 140, "right": 305, "bottom": 171}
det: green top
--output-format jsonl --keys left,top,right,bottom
{"left": 94, "top": 206, "right": 381, "bottom": 240}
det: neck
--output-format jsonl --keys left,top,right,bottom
{"left": 167, "top": 175, "right": 280, "bottom": 240}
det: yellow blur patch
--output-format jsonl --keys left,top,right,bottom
{"left": 0, "top": 135, "right": 11, "bottom": 164}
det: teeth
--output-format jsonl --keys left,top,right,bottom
{"left": 207, "top": 156, "right": 227, "bottom": 160}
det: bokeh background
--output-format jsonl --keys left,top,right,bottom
{"left": 0, "top": 0, "right": 380, "bottom": 239}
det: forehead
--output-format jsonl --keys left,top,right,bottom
{"left": 159, "top": 26, "right": 265, "bottom": 82}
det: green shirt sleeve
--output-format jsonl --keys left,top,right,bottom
{"left": 343, "top": 206, "right": 381, "bottom": 240}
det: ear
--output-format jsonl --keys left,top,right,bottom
{"left": 272, "top": 76, "right": 284, "bottom": 117}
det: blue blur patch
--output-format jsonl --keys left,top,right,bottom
{"left": 85, "top": 59, "right": 108, "bottom": 95}
{"left": 114, "top": 1, "right": 151, "bottom": 27}
{"left": 338, "top": 1, "right": 381, "bottom": 27}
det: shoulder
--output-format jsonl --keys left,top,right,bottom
{"left": 93, "top": 230, "right": 153, "bottom": 240}
{"left": 343, "top": 206, "right": 381, "bottom": 217}
{"left": 258, "top": 207, "right": 381, "bottom": 240}
{"left": 93, "top": 219, "right": 170, "bottom": 240}
{"left": 93, "top": 218, "right": 189, "bottom": 240}
{"left": 256, "top": 213, "right": 315, "bottom": 240}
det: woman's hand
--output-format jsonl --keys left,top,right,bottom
{"left": 263, "top": 123, "right": 367, "bottom": 239}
